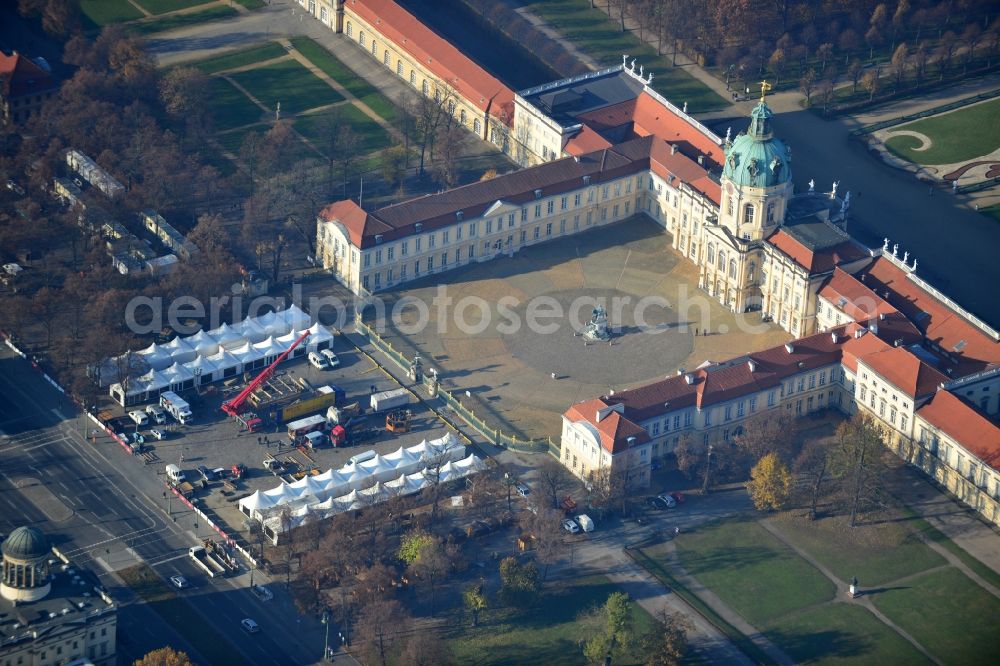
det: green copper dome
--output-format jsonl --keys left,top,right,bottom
{"left": 1, "top": 526, "right": 50, "bottom": 560}
{"left": 722, "top": 101, "right": 791, "bottom": 189}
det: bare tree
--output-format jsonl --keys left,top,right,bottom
{"left": 537, "top": 457, "right": 575, "bottom": 509}
{"left": 799, "top": 68, "right": 817, "bottom": 105}
{"left": 891, "top": 43, "right": 910, "bottom": 90}
{"left": 523, "top": 507, "right": 567, "bottom": 581}
{"left": 356, "top": 595, "right": 406, "bottom": 666}
{"left": 829, "top": 413, "right": 888, "bottom": 527}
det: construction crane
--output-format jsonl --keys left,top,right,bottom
{"left": 221, "top": 330, "right": 310, "bottom": 417}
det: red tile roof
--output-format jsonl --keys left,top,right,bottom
{"left": 767, "top": 228, "right": 869, "bottom": 274}
{"left": 820, "top": 268, "right": 897, "bottom": 320}
{"left": 563, "top": 124, "right": 613, "bottom": 155}
{"left": 563, "top": 399, "right": 649, "bottom": 454}
{"left": 917, "top": 391, "right": 1000, "bottom": 471}
{"left": 347, "top": 0, "right": 513, "bottom": 123}
{"left": 859, "top": 345, "right": 948, "bottom": 398}
{"left": 840, "top": 328, "right": 892, "bottom": 374}
{"left": 0, "top": 52, "right": 56, "bottom": 99}
{"left": 856, "top": 257, "right": 1000, "bottom": 376}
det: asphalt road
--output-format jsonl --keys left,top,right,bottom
{"left": 0, "top": 346, "right": 327, "bottom": 665}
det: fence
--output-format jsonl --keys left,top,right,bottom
{"left": 353, "top": 314, "right": 557, "bottom": 455}
{"left": 850, "top": 87, "right": 1000, "bottom": 136}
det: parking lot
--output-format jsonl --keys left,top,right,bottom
{"left": 104, "top": 332, "right": 455, "bottom": 542}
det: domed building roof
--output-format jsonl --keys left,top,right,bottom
{"left": 1, "top": 526, "right": 50, "bottom": 560}
{"left": 722, "top": 101, "right": 792, "bottom": 189}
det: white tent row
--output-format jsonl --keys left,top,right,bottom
{"left": 258, "top": 452, "right": 487, "bottom": 538}
{"left": 105, "top": 304, "right": 337, "bottom": 405}
{"left": 240, "top": 433, "right": 470, "bottom": 522}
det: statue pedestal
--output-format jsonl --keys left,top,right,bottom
{"left": 849, "top": 584, "right": 858, "bottom": 598}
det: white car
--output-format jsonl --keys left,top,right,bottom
{"left": 169, "top": 575, "right": 189, "bottom": 589}
{"left": 562, "top": 519, "right": 580, "bottom": 534}
{"left": 307, "top": 351, "right": 329, "bottom": 370}
{"left": 657, "top": 494, "right": 678, "bottom": 508}
{"left": 251, "top": 585, "right": 273, "bottom": 601}
{"left": 241, "top": 618, "right": 260, "bottom": 634}
{"left": 150, "top": 428, "right": 167, "bottom": 440}
{"left": 128, "top": 410, "right": 149, "bottom": 427}
{"left": 319, "top": 348, "right": 340, "bottom": 368}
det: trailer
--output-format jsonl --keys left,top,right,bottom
{"left": 370, "top": 388, "right": 410, "bottom": 412}
{"left": 327, "top": 401, "right": 362, "bottom": 426}
{"left": 189, "top": 545, "right": 226, "bottom": 578}
{"left": 274, "top": 385, "right": 344, "bottom": 423}
{"left": 286, "top": 414, "right": 327, "bottom": 441}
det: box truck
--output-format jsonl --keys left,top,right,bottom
{"left": 370, "top": 388, "right": 409, "bottom": 412}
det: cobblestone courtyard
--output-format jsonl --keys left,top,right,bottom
{"left": 368, "top": 217, "right": 791, "bottom": 440}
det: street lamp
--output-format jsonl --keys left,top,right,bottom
{"left": 321, "top": 609, "right": 331, "bottom": 662}
{"left": 702, "top": 444, "right": 714, "bottom": 494}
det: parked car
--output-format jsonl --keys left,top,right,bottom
{"left": 241, "top": 618, "right": 260, "bottom": 634}
{"left": 307, "top": 351, "right": 329, "bottom": 369}
{"left": 647, "top": 496, "right": 669, "bottom": 510}
{"left": 145, "top": 404, "right": 167, "bottom": 424}
{"left": 197, "top": 465, "right": 213, "bottom": 482}
{"left": 656, "top": 494, "right": 677, "bottom": 508}
{"left": 562, "top": 518, "right": 580, "bottom": 534}
{"left": 169, "top": 575, "right": 189, "bottom": 589}
{"left": 669, "top": 492, "right": 686, "bottom": 504}
{"left": 149, "top": 428, "right": 167, "bottom": 440}
{"left": 319, "top": 348, "right": 340, "bottom": 368}
{"left": 251, "top": 585, "right": 273, "bottom": 602}
{"left": 515, "top": 483, "right": 530, "bottom": 497}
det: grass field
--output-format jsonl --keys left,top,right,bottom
{"left": 674, "top": 519, "right": 836, "bottom": 627}
{"left": 290, "top": 37, "right": 401, "bottom": 124}
{"left": 193, "top": 43, "right": 288, "bottom": 75}
{"left": 885, "top": 97, "right": 1000, "bottom": 165}
{"left": 138, "top": 0, "right": 213, "bottom": 15}
{"left": 764, "top": 603, "right": 932, "bottom": 665}
{"left": 229, "top": 59, "right": 343, "bottom": 116}
{"left": 80, "top": 0, "right": 144, "bottom": 29}
{"left": 128, "top": 5, "right": 238, "bottom": 36}
{"left": 523, "top": 0, "right": 727, "bottom": 113}
{"left": 295, "top": 105, "right": 393, "bottom": 157}
{"left": 767, "top": 515, "right": 945, "bottom": 586}
{"left": 119, "top": 563, "right": 242, "bottom": 665}
{"left": 234, "top": 0, "right": 266, "bottom": 8}
{"left": 981, "top": 203, "right": 1000, "bottom": 224}
{"left": 872, "top": 567, "right": 1000, "bottom": 663}
{"left": 206, "top": 77, "right": 264, "bottom": 131}
{"left": 444, "top": 575, "right": 655, "bottom": 665}
{"left": 215, "top": 123, "right": 270, "bottom": 154}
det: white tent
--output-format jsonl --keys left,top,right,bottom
{"left": 254, "top": 310, "right": 292, "bottom": 338}
{"left": 452, "top": 453, "right": 488, "bottom": 476}
{"left": 137, "top": 342, "right": 172, "bottom": 371}
{"left": 185, "top": 329, "right": 219, "bottom": 356}
{"left": 207, "top": 322, "right": 245, "bottom": 349}
{"left": 185, "top": 354, "right": 219, "bottom": 383}
{"left": 262, "top": 482, "right": 295, "bottom": 504}
{"left": 358, "top": 454, "right": 397, "bottom": 483}
{"left": 206, "top": 347, "right": 241, "bottom": 375}
{"left": 305, "top": 322, "right": 336, "bottom": 350}
{"left": 383, "top": 446, "right": 422, "bottom": 476}
{"left": 230, "top": 341, "right": 265, "bottom": 366}
{"left": 281, "top": 304, "right": 312, "bottom": 331}
{"left": 162, "top": 361, "right": 195, "bottom": 388}
{"left": 253, "top": 336, "right": 286, "bottom": 362}
{"left": 236, "top": 317, "right": 267, "bottom": 343}
{"left": 160, "top": 336, "right": 198, "bottom": 364}
{"left": 238, "top": 489, "right": 279, "bottom": 520}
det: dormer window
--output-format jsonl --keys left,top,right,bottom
{"left": 534, "top": 189, "right": 542, "bottom": 199}
{"left": 456, "top": 211, "right": 463, "bottom": 222}
{"left": 374, "top": 234, "right": 383, "bottom": 244}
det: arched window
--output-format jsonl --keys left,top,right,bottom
{"left": 383, "top": 50, "right": 390, "bottom": 66}
{"left": 767, "top": 202, "right": 776, "bottom": 223}
{"left": 359, "top": 31, "right": 366, "bottom": 46}
{"left": 422, "top": 80, "right": 429, "bottom": 95}
{"left": 707, "top": 243, "right": 715, "bottom": 264}
{"left": 727, "top": 196, "right": 734, "bottom": 216}
{"left": 473, "top": 118, "right": 482, "bottom": 134}
{"left": 744, "top": 204, "right": 755, "bottom": 225}
{"left": 346, "top": 22, "right": 353, "bottom": 37}
{"left": 447, "top": 100, "right": 456, "bottom": 115}
{"left": 718, "top": 249, "right": 726, "bottom": 271}
{"left": 460, "top": 109, "right": 467, "bottom": 125}
{"left": 396, "top": 60, "right": 403, "bottom": 76}
{"left": 729, "top": 258, "right": 737, "bottom": 279}
{"left": 409, "top": 71, "right": 416, "bottom": 86}
{"left": 372, "top": 41, "right": 378, "bottom": 57}
{"left": 748, "top": 261, "right": 756, "bottom": 281}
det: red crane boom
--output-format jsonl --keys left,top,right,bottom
{"left": 221, "top": 330, "right": 311, "bottom": 416}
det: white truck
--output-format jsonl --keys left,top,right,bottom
{"left": 189, "top": 545, "right": 226, "bottom": 578}
{"left": 575, "top": 514, "right": 595, "bottom": 533}
{"left": 370, "top": 388, "right": 409, "bottom": 412}
{"left": 160, "top": 391, "right": 193, "bottom": 425}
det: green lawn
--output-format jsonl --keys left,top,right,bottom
{"left": 981, "top": 203, "right": 1000, "bottom": 224}
{"left": 215, "top": 123, "right": 270, "bottom": 154}
{"left": 674, "top": 519, "right": 836, "bottom": 627}
{"left": 229, "top": 59, "right": 343, "bottom": 116}
{"left": 290, "top": 37, "right": 401, "bottom": 124}
{"left": 138, "top": 0, "right": 213, "bottom": 15}
{"left": 903, "top": 509, "right": 1000, "bottom": 589}
{"left": 294, "top": 105, "right": 393, "bottom": 157}
{"left": 206, "top": 77, "right": 264, "bottom": 131}
{"left": 234, "top": 0, "right": 266, "bottom": 8}
{"left": 192, "top": 43, "right": 288, "bottom": 74}
{"left": 522, "top": 0, "right": 727, "bottom": 113}
{"left": 766, "top": 515, "right": 945, "bottom": 587}
{"left": 764, "top": 603, "right": 932, "bottom": 666}
{"left": 444, "top": 575, "right": 655, "bottom": 666}
{"left": 80, "top": 0, "right": 144, "bottom": 29}
{"left": 120, "top": 563, "right": 243, "bottom": 666}
{"left": 885, "top": 97, "right": 1000, "bottom": 165}
{"left": 872, "top": 567, "right": 1000, "bottom": 663}
{"left": 128, "top": 5, "right": 238, "bottom": 36}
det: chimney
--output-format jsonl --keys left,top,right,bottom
{"left": 676, "top": 368, "right": 685, "bottom": 376}
{"left": 830, "top": 332, "right": 839, "bottom": 344}
{"left": 893, "top": 338, "right": 904, "bottom": 347}
{"left": 747, "top": 359, "right": 757, "bottom": 372}
{"left": 573, "top": 155, "right": 580, "bottom": 163}
{"left": 854, "top": 327, "right": 865, "bottom": 338}
{"left": 879, "top": 312, "right": 886, "bottom": 321}
{"left": 784, "top": 343, "right": 795, "bottom": 354}
{"left": 869, "top": 322, "right": 879, "bottom": 335}
{"left": 684, "top": 373, "right": 694, "bottom": 385}
{"left": 697, "top": 155, "right": 704, "bottom": 166}
{"left": 670, "top": 144, "right": 678, "bottom": 155}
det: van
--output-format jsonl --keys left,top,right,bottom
{"left": 165, "top": 464, "right": 186, "bottom": 484}
{"left": 575, "top": 514, "right": 595, "bottom": 533}
{"left": 348, "top": 449, "right": 377, "bottom": 466}
{"left": 308, "top": 351, "right": 329, "bottom": 370}
{"left": 128, "top": 410, "right": 149, "bottom": 427}
{"left": 145, "top": 405, "right": 166, "bottom": 424}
